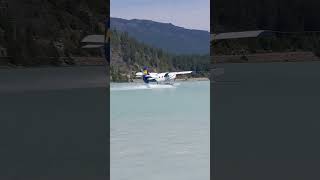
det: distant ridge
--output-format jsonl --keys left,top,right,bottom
{"left": 110, "top": 17, "right": 210, "bottom": 55}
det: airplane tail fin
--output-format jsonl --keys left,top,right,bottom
{"left": 135, "top": 66, "right": 149, "bottom": 77}
{"left": 143, "top": 66, "right": 149, "bottom": 75}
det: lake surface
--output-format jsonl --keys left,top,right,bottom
{"left": 212, "top": 62, "right": 320, "bottom": 179}
{"left": 3, "top": 61, "right": 320, "bottom": 179}
{"left": 110, "top": 81, "right": 210, "bottom": 180}
{"left": 0, "top": 66, "right": 109, "bottom": 179}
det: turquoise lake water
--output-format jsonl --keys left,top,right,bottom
{"left": 0, "top": 67, "right": 108, "bottom": 178}
{"left": 110, "top": 81, "right": 210, "bottom": 180}
{"left": 212, "top": 62, "right": 320, "bottom": 179}
{"left": 2, "top": 62, "right": 320, "bottom": 179}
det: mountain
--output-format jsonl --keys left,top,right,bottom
{"left": 110, "top": 17, "right": 210, "bottom": 55}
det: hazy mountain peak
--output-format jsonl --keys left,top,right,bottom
{"left": 110, "top": 17, "right": 210, "bottom": 55}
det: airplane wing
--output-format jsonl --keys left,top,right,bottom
{"left": 170, "top": 71, "right": 193, "bottom": 75}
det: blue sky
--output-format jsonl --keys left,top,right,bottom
{"left": 111, "top": 0, "right": 210, "bottom": 31}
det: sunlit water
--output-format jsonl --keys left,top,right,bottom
{"left": 111, "top": 81, "right": 210, "bottom": 180}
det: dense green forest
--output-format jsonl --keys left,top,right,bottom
{"left": 212, "top": 0, "right": 320, "bottom": 55}
{"left": 111, "top": 30, "right": 209, "bottom": 82}
{"left": 213, "top": 33, "right": 320, "bottom": 55}
{"left": 0, "top": 0, "right": 106, "bottom": 66}
{"left": 212, "top": 0, "right": 320, "bottom": 32}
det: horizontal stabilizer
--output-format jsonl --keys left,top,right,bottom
{"left": 135, "top": 72, "right": 143, "bottom": 77}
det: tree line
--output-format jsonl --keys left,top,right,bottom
{"left": 212, "top": 0, "right": 320, "bottom": 55}
{"left": 213, "top": 0, "right": 320, "bottom": 32}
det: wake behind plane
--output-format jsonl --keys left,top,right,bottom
{"left": 135, "top": 67, "right": 192, "bottom": 85}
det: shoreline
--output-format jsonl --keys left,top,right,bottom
{"left": 2, "top": 51, "right": 319, "bottom": 68}
{"left": 0, "top": 66, "right": 108, "bottom": 93}
{"left": 0, "top": 56, "right": 107, "bottom": 69}
{"left": 0, "top": 64, "right": 107, "bottom": 69}
{"left": 213, "top": 51, "right": 320, "bottom": 63}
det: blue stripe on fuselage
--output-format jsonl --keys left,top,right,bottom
{"left": 143, "top": 75, "right": 156, "bottom": 83}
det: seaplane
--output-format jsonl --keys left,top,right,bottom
{"left": 135, "top": 67, "right": 193, "bottom": 85}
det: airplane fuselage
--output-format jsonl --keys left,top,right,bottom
{"left": 136, "top": 70, "right": 192, "bottom": 84}
{"left": 143, "top": 72, "right": 176, "bottom": 84}
{"left": 136, "top": 68, "right": 192, "bottom": 84}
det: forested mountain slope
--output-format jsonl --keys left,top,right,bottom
{"left": 212, "top": 0, "right": 320, "bottom": 56}
{"left": 212, "top": 0, "right": 320, "bottom": 32}
{"left": 111, "top": 17, "right": 210, "bottom": 55}
{"left": 111, "top": 30, "right": 209, "bottom": 82}
{"left": 0, "top": 0, "right": 106, "bottom": 65}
